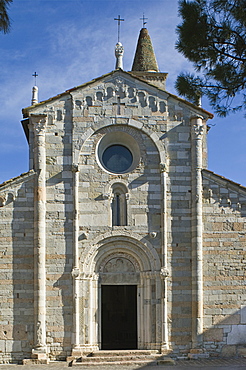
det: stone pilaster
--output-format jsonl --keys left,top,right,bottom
{"left": 160, "top": 162, "right": 169, "bottom": 352}
{"left": 30, "top": 114, "right": 48, "bottom": 361}
{"left": 191, "top": 116, "right": 204, "bottom": 348}
{"left": 71, "top": 164, "right": 80, "bottom": 354}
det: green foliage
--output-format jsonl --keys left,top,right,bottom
{"left": 175, "top": 0, "right": 246, "bottom": 116}
{"left": 0, "top": 0, "right": 13, "bottom": 34}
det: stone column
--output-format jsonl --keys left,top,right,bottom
{"left": 160, "top": 163, "right": 169, "bottom": 352}
{"left": 31, "top": 114, "right": 48, "bottom": 361}
{"left": 71, "top": 164, "right": 80, "bottom": 355}
{"left": 191, "top": 116, "right": 204, "bottom": 348}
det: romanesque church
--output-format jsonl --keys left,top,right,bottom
{"left": 0, "top": 27, "right": 246, "bottom": 364}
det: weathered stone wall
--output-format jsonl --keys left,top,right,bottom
{"left": 166, "top": 120, "right": 193, "bottom": 353}
{"left": 203, "top": 170, "right": 246, "bottom": 357}
{"left": 0, "top": 173, "right": 35, "bottom": 363}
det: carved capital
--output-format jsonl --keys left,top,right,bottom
{"left": 71, "top": 267, "right": 80, "bottom": 278}
{"left": 192, "top": 122, "right": 204, "bottom": 139}
{"left": 72, "top": 164, "right": 79, "bottom": 172}
{"left": 30, "top": 115, "right": 47, "bottom": 135}
{"left": 160, "top": 267, "right": 170, "bottom": 279}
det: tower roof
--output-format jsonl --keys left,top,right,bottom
{"left": 131, "top": 28, "right": 159, "bottom": 72}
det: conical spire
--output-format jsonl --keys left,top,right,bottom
{"left": 131, "top": 28, "right": 159, "bottom": 72}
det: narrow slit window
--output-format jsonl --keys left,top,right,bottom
{"left": 111, "top": 184, "right": 128, "bottom": 226}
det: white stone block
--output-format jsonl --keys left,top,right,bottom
{"left": 241, "top": 305, "right": 246, "bottom": 324}
{"left": 134, "top": 214, "right": 147, "bottom": 225}
{"left": 227, "top": 325, "right": 246, "bottom": 345}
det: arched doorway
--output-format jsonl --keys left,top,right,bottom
{"left": 80, "top": 235, "right": 162, "bottom": 353}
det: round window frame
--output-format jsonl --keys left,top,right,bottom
{"left": 102, "top": 144, "right": 133, "bottom": 174}
{"left": 96, "top": 131, "right": 141, "bottom": 174}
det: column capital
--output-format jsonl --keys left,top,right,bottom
{"left": 72, "top": 164, "right": 79, "bottom": 172}
{"left": 30, "top": 114, "right": 47, "bottom": 135}
{"left": 192, "top": 122, "right": 205, "bottom": 139}
{"left": 160, "top": 267, "right": 170, "bottom": 279}
{"left": 71, "top": 267, "right": 80, "bottom": 278}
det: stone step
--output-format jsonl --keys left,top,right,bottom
{"left": 75, "top": 355, "right": 160, "bottom": 362}
{"left": 88, "top": 349, "right": 159, "bottom": 357}
{"left": 69, "top": 351, "right": 176, "bottom": 367}
{"left": 72, "top": 360, "right": 158, "bottom": 366}
{"left": 72, "top": 358, "right": 176, "bottom": 367}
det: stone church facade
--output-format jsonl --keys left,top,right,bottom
{"left": 0, "top": 28, "right": 246, "bottom": 363}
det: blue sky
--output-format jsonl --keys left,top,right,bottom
{"left": 0, "top": 0, "right": 245, "bottom": 185}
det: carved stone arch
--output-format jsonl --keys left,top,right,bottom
{"left": 81, "top": 233, "right": 161, "bottom": 275}
{"left": 98, "top": 252, "right": 140, "bottom": 273}
{"left": 104, "top": 178, "right": 129, "bottom": 197}
{"left": 78, "top": 233, "right": 163, "bottom": 352}
{"left": 73, "top": 118, "right": 167, "bottom": 167}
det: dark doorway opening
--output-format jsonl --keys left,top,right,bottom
{"left": 101, "top": 285, "right": 137, "bottom": 350}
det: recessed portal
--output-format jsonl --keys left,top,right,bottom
{"left": 101, "top": 285, "right": 137, "bottom": 350}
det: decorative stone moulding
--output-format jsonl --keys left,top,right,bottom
{"left": 114, "top": 76, "right": 125, "bottom": 86}
{"left": 0, "top": 195, "right": 7, "bottom": 206}
{"left": 71, "top": 268, "right": 80, "bottom": 278}
{"left": 99, "top": 251, "right": 141, "bottom": 273}
{"left": 191, "top": 120, "right": 205, "bottom": 139}
{"left": 0, "top": 191, "right": 17, "bottom": 206}
{"left": 160, "top": 267, "right": 170, "bottom": 278}
{"left": 160, "top": 162, "right": 168, "bottom": 173}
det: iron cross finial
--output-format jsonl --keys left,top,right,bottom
{"left": 140, "top": 13, "right": 148, "bottom": 28}
{"left": 114, "top": 15, "right": 124, "bottom": 43}
{"left": 32, "top": 72, "right": 38, "bottom": 85}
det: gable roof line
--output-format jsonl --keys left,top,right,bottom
{"left": 22, "top": 69, "right": 213, "bottom": 119}
{"left": 0, "top": 170, "right": 35, "bottom": 191}
{"left": 202, "top": 168, "right": 246, "bottom": 194}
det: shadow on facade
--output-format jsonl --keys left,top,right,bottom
{"left": 119, "top": 307, "right": 246, "bottom": 369}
